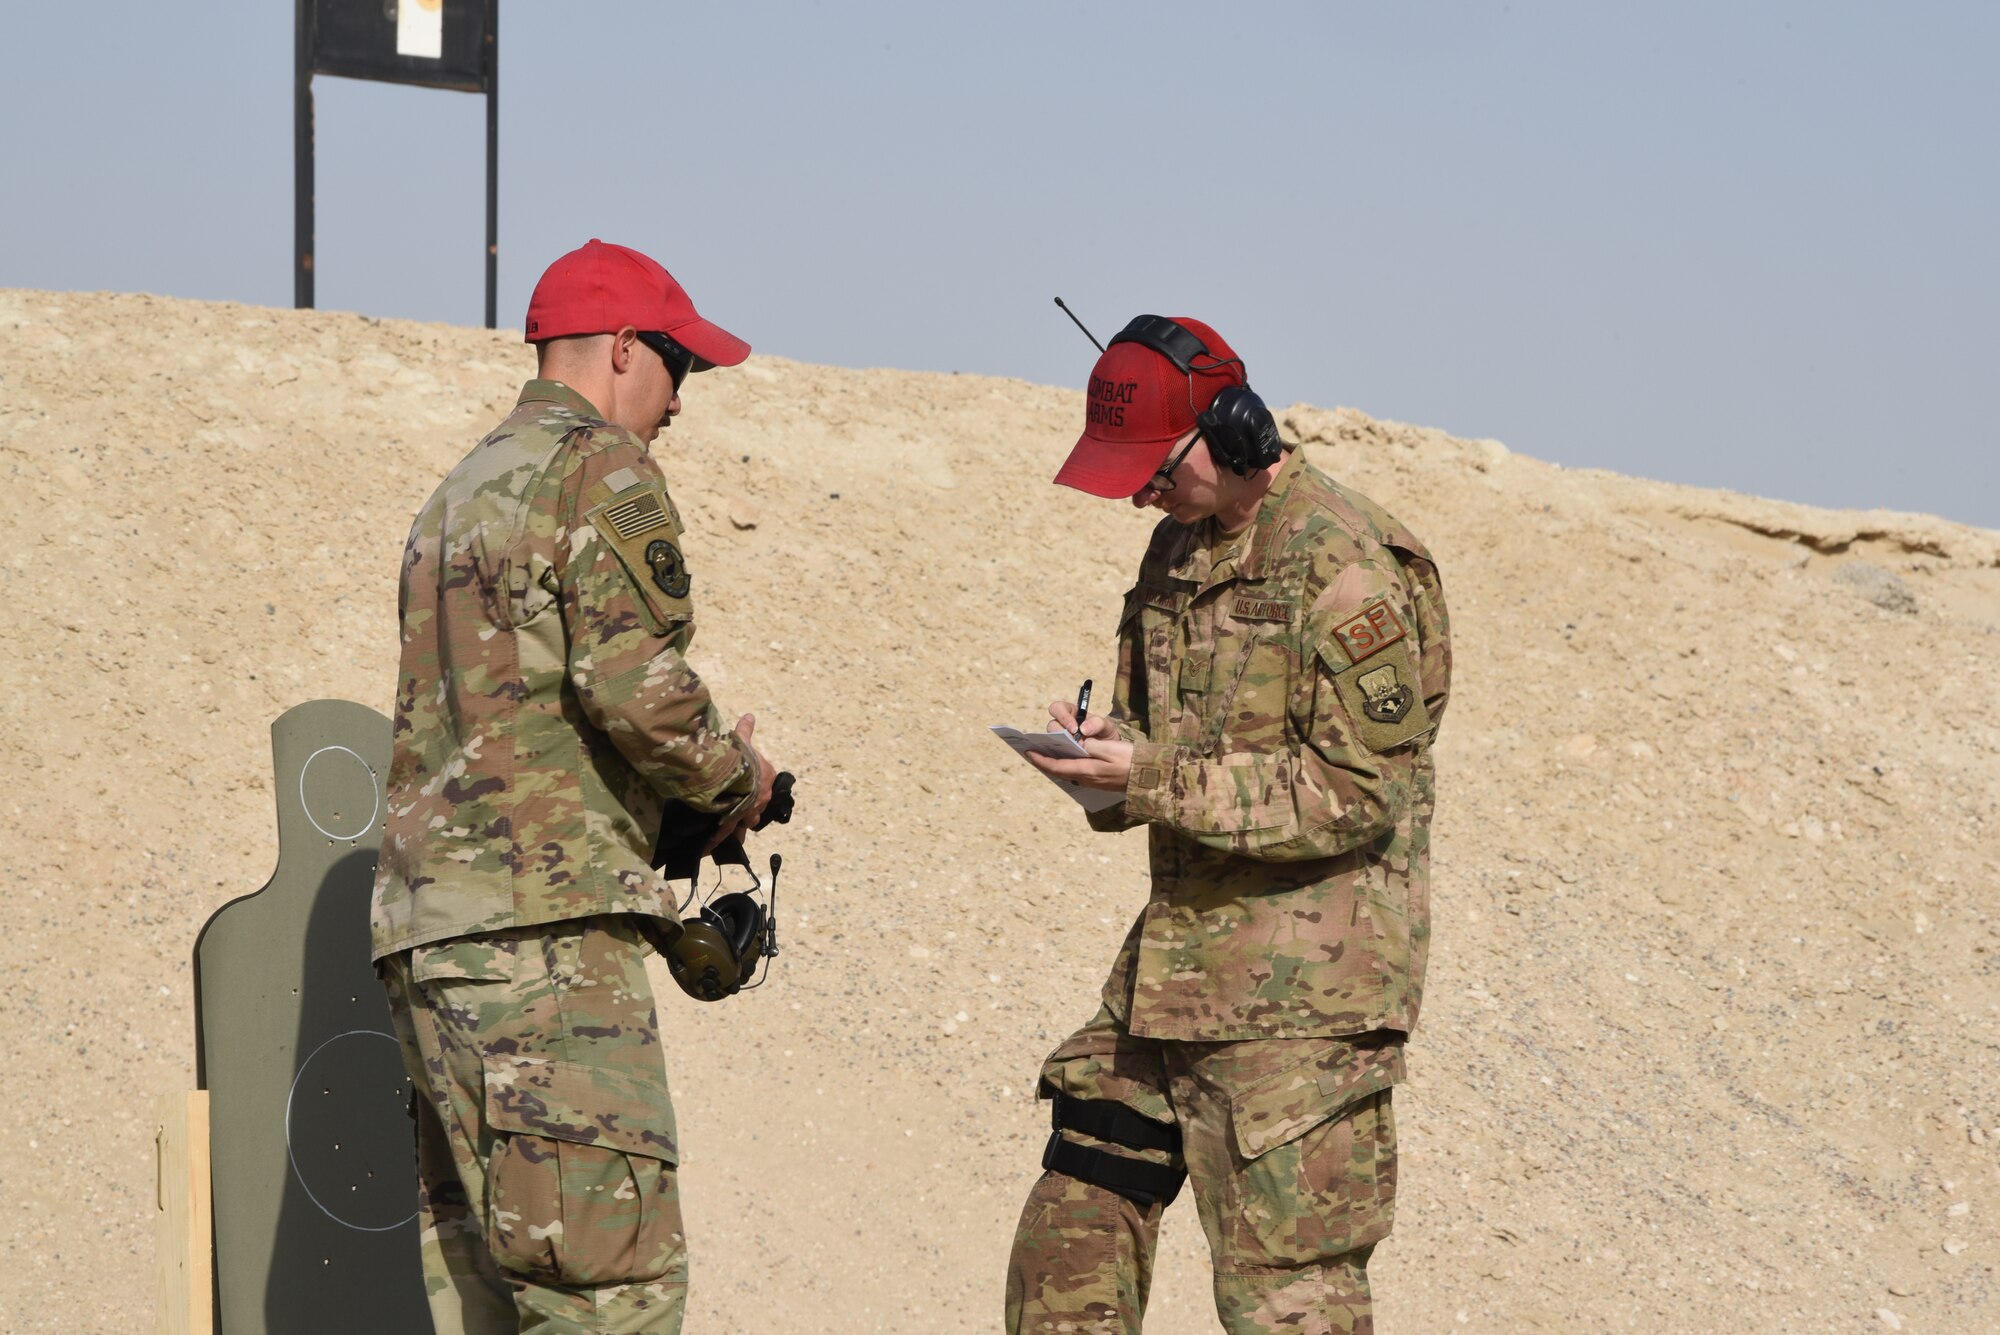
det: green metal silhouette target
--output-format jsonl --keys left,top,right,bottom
{"left": 194, "top": 700, "right": 431, "bottom": 1334}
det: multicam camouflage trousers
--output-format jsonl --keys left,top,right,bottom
{"left": 380, "top": 916, "right": 688, "bottom": 1335}
{"left": 1005, "top": 1006, "right": 1404, "bottom": 1335}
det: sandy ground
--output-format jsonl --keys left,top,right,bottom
{"left": 2, "top": 288, "right": 1997, "bottom": 1334}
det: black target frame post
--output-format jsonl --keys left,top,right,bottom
{"left": 483, "top": 0, "right": 498, "bottom": 330}
{"left": 294, "top": 0, "right": 314, "bottom": 311}
{"left": 293, "top": 0, "right": 500, "bottom": 327}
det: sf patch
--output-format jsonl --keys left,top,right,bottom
{"left": 645, "top": 539, "right": 691, "bottom": 598}
{"left": 1333, "top": 598, "right": 1407, "bottom": 664}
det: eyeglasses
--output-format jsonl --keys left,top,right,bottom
{"left": 1146, "top": 433, "right": 1201, "bottom": 494}
{"left": 635, "top": 330, "right": 695, "bottom": 394}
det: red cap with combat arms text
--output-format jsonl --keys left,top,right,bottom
{"left": 1053, "top": 316, "right": 1245, "bottom": 498}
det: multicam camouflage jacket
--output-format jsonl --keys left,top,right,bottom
{"left": 1089, "top": 446, "right": 1452, "bottom": 1041}
{"left": 371, "top": 380, "right": 757, "bottom": 961}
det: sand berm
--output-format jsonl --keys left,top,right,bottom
{"left": 3, "top": 289, "right": 1998, "bottom": 1333}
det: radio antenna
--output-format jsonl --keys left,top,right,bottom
{"left": 1053, "top": 296, "right": 1106, "bottom": 353}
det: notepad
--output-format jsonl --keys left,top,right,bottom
{"left": 989, "top": 726, "right": 1128, "bottom": 813}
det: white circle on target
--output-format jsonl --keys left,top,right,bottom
{"left": 284, "top": 1029, "right": 418, "bottom": 1232}
{"left": 299, "top": 745, "right": 380, "bottom": 841}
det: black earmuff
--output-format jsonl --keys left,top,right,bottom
{"left": 708, "top": 892, "right": 766, "bottom": 959}
{"left": 1109, "top": 315, "right": 1282, "bottom": 477}
{"left": 648, "top": 776, "right": 795, "bottom": 1002}
{"left": 664, "top": 892, "right": 768, "bottom": 1002}
{"left": 1198, "top": 385, "right": 1282, "bottom": 477}
{"left": 662, "top": 862, "right": 781, "bottom": 1002}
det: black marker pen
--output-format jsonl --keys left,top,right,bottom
{"left": 1073, "top": 679, "right": 1093, "bottom": 742}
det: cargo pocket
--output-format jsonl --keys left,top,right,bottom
{"left": 1225, "top": 1038, "right": 1403, "bottom": 1268}
{"left": 483, "top": 1057, "right": 684, "bottom": 1287}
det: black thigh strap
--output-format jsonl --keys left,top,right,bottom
{"left": 1042, "top": 1132, "right": 1186, "bottom": 1208}
{"left": 1049, "top": 1093, "right": 1182, "bottom": 1154}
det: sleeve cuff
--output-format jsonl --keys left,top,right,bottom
{"left": 688, "top": 735, "right": 760, "bottom": 817}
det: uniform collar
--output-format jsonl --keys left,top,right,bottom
{"left": 515, "top": 378, "right": 606, "bottom": 420}
{"left": 1167, "top": 447, "right": 1308, "bottom": 592}
{"left": 1233, "top": 446, "right": 1309, "bottom": 583}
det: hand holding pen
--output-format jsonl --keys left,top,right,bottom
{"left": 1047, "top": 679, "right": 1097, "bottom": 743}
{"left": 1034, "top": 677, "right": 1133, "bottom": 792}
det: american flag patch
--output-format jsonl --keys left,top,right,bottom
{"left": 601, "top": 490, "right": 670, "bottom": 540}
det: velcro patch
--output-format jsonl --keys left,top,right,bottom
{"left": 586, "top": 482, "right": 690, "bottom": 632}
{"left": 1332, "top": 598, "right": 1407, "bottom": 664}
{"left": 1231, "top": 595, "right": 1295, "bottom": 623}
{"left": 642, "top": 539, "right": 691, "bottom": 598}
{"left": 1355, "top": 663, "right": 1414, "bottom": 724}
{"left": 600, "top": 488, "right": 673, "bottom": 541}
{"left": 1325, "top": 641, "right": 1431, "bottom": 753}
{"left": 1178, "top": 653, "right": 1211, "bottom": 695}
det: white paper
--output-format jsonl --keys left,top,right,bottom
{"left": 397, "top": 0, "right": 444, "bottom": 59}
{"left": 989, "top": 726, "right": 1127, "bottom": 813}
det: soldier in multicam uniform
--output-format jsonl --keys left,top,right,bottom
{"left": 372, "top": 239, "right": 778, "bottom": 1335}
{"left": 1006, "top": 316, "right": 1451, "bottom": 1335}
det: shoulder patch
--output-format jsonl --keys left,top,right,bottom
{"left": 1321, "top": 639, "right": 1432, "bottom": 752}
{"left": 600, "top": 487, "right": 674, "bottom": 541}
{"left": 1332, "top": 598, "right": 1407, "bottom": 664}
{"left": 585, "top": 482, "right": 691, "bottom": 631}
{"left": 641, "top": 538, "right": 691, "bottom": 598}
{"left": 601, "top": 465, "right": 644, "bottom": 495}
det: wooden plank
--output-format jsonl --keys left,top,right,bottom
{"left": 154, "top": 1090, "right": 213, "bottom": 1335}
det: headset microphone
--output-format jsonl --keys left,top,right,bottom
{"left": 648, "top": 774, "right": 795, "bottom": 1002}
{"left": 1053, "top": 296, "right": 1106, "bottom": 353}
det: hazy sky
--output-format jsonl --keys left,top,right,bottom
{"left": 4, "top": 2, "right": 1994, "bottom": 527}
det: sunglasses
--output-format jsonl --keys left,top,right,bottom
{"left": 1146, "top": 433, "right": 1201, "bottom": 494}
{"left": 635, "top": 330, "right": 696, "bottom": 393}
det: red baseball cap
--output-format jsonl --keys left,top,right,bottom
{"left": 524, "top": 239, "right": 750, "bottom": 369}
{"left": 1052, "top": 316, "right": 1246, "bottom": 498}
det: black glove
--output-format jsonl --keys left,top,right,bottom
{"left": 650, "top": 771, "right": 795, "bottom": 883}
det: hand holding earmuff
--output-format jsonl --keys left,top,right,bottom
{"left": 705, "top": 714, "right": 780, "bottom": 854}
{"left": 648, "top": 774, "right": 796, "bottom": 1001}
